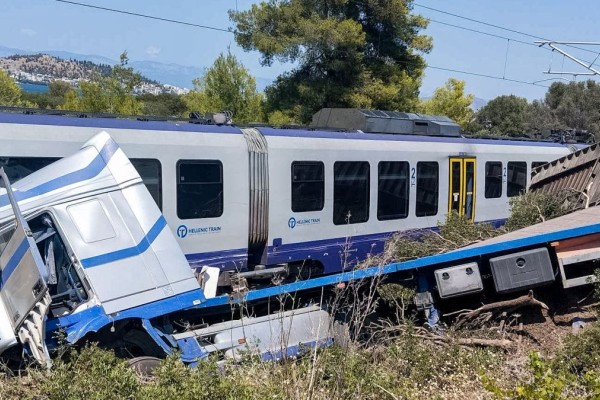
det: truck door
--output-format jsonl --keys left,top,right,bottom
{"left": 0, "top": 168, "right": 51, "bottom": 367}
{"left": 448, "top": 157, "right": 476, "bottom": 222}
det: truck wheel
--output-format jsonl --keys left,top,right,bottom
{"left": 128, "top": 356, "right": 161, "bottom": 377}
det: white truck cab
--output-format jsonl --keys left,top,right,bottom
{"left": 0, "top": 132, "right": 201, "bottom": 366}
{"left": 0, "top": 132, "right": 331, "bottom": 367}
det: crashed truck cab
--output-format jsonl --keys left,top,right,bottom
{"left": 0, "top": 132, "right": 331, "bottom": 367}
{"left": 0, "top": 132, "right": 202, "bottom": 365}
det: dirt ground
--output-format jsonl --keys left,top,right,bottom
{"left": 435, "top": 287, "right": 599, "bottom": 399}
{"left": 520, "top": 287, "right": 597, "bottom": 354}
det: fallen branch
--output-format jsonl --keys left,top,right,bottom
{"left": 581, "top": 302, "right": 600, "bottom": 310}
{"left": 369, "top": 319, "right": 513, "bottom": 350}
{"left": 455, "top": 291, "right": 548, "bottom": 328}
{"left": 445, "top": 308, "right": 478, "bottom": 317}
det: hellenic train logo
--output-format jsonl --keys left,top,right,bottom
{"left": 288, "top": 217, "right": 296, "bottom": 229}
{"left": 288, "top": 216, "right": 320, "bottom": 229}
{"left": 177, "top": 224, "right": 188, "bottom": 238}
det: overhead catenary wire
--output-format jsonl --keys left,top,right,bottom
{"left": 425, "top": 65, "right": 550, "bottom": 88}
{"left": 415, "top": 3, "right": 545, "bottom": 41}
{"left": 51, "top": 0, "right": 553, "bottom": 89}
{"left": 426, "top": 17, "right": 598, "bottom": 74}
{"left": 414, "top": 2, "right": 600, "bottom": 57}
{"left": 503, "top": 40, "right": 510, "bottom": 79}
{"left": 54, "top": 0, "right": 233, "bottom": 33}
{"left": 419, "top": 5, "right": 600, "bottom": 80}
{"left": 427, "top": 18, "right": 543, "bottom": 50}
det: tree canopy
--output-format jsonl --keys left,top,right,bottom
{"left": 544, "top": 80, "right": 600, "bottom": 135}
{"left": 420, "top": 78, "right": 474, "bottom": 129}
{"left": 23, "top": 80, "right": 73, "bottom": 109}
{"left": 62, "top": 52, "right": 143, "bottom": 114}
{"left": 0, "top": 69, "right": 25, "bottom": 106}
{"left": 466, "top": 80, "right": 600, "bottom": 139}
{"left": 472, "top": 95, "right": 529, "bottom": 136}
{"left": 183, "top": 51, "right": 264, "bottom": 123}
{"left": 140, "top": 93, "right": 188, "bottom": 117}
{"left": 230, "top": 0, "right": 432, "bottom": 123}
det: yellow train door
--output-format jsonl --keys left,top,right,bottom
{"left": 448, "top": 157, "right": 476, "bottom": 222}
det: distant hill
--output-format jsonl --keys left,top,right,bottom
{"left": 0, "top": 53, "right": 158, "bottom": 84}
{"left": 0, "top": 45, "right": 274, "bottom": 90}
{"left": 472, "top": 97, "right": 488, "bottom": 111}
{"left": 1, "top": 54, "right": 111, "bottom": 81}
{"left": 128, "top": 60, "right": 205, "bottom": 89}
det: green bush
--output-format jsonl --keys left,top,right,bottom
{"left": 484, "top": 325, "right": 600, "bottom": 400}
{"left": 505, "top": 190, "right": 581, "bottom": 231}
{"left": 41, "top": 345, "right": 140, "bottom": 400}
{"left": 553, "top": 323, "right": 600, "bottom": 374}
{"left": 137, "top": 354, "right": 229, "bottom": 400}
{"left": 387, "top": 211, "right": 500, "bottom": 261}
{"left": 0, "top": 333, "right": 497, "bottom": 400}
{"left": 484, "top": 352, "right": 569, "bottom": 400}
{"left": 386, "top": 190, "right": 580, "bottom": 264}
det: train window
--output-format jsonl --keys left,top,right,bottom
{"left": 291, "top": 161, "right": 324, "bottom": 212}
{"left": 177, "top": 160, "right": 223, "bottom": 219}
{"left": 507, "top": 161, "right": 527, "bottom": 197}
{"left": 377, "top": 161, "right": 409, "bottom": 220}
{"left": 333, "top": 161, "right": 369, "bottom": 225}
{"left": 416, "top": 162, "right": 439, "bottom": 217}
{"left": 485, "top": 162, "right": 502, "bottom": 199}
{"left": 0, "top": 157, "right": 59, "bottom": 182}
{"left": 131, "top": 159, "right": 162, "bottom": 210}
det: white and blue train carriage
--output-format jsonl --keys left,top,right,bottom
{"left": 0, "top": 108, "right": 577, "bottom": 278}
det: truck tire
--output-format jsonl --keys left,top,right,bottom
{"left": 128, "top": 356, "right": 161, "bottom": 377}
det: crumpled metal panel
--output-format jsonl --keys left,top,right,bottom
{"left": 530, "top": 143, "right": 600, "bottom": 207}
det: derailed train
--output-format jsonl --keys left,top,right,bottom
{"left": 0, "top": 108, "right": 575, "bottom": 281}
{"left": 0, "top": 130, "right": 597, "bottom": 369}
{"left": 0, "top": 107, "right": 593, "bottom": 367}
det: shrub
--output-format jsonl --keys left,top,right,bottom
{"left": 41, "top": 345, "right": 140, "bottom": 400}
{"left": 505, "top": 190, "right": 581, "bottom": 231}
{"left": 138, "top": 354, "right": 229, "bottom": 400}
{"left": 484, "top": 352, "right": 569, "bottom": 400}
{"left": 553, "top": 323, "right": 600, "bottom": 374}
{"left": 387, "top": 211, "right": 500, "bottom": 261}
{"left": 483, "top": 324, "right": 600, "bottom": 399}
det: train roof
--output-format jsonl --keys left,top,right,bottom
{"left": 0, "top": 109, "right": 572, "bottom": 148}
{"left": 258, "top": 127, "right": 569, "bottom": 147}
{"left": 0, "top": 110, "right": 242, "bottom": 134}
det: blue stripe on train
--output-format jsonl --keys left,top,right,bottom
{"left": 183, "top": 219, "right": 507, "bottom": 274}
{"left": 185, "top": 248, "right": 249, "bottom": 271}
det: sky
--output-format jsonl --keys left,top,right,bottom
{"left": 3, "top": 0, "right": 600, "bottom": 101}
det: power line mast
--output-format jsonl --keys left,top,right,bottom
{"left": 536, "top": 41, "right": 600, "bottom": 78}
